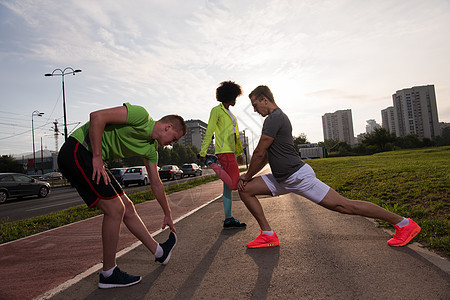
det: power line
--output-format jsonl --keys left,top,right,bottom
{"left": 0, "top": 122, "right": 54, "bottom": 141}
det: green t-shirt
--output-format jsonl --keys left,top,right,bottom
{"left": 70, "top": 103, "right": 159, "bottom": 163}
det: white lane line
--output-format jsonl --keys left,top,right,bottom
{"left": 26, "top": 201, "right": 81, "bottom": 211}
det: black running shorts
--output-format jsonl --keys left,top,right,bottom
{"left": 58, "top": 137, "right": 125, "bottom": 208}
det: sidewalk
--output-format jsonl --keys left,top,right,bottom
{"left": 0, "top": 179, "right": 224, "bottom": 300}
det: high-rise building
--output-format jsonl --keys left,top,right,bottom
{"left": 391, "top": 85, "right": 440, "bottom": 138}
{"left": 178, "top": 119, "right": 214, "bottom": 152}
{"left": 365, "top": 119, "right": 381, "bottom": 133}
{"left": 381, "top": 106, "right": 396, "bottom": 135}
{"left": 322, "top": 109, "right": 355, "bottom": 145}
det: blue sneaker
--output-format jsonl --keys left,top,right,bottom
{"left": 205, "top": 154, "right": 218, "bottom": 166}
{"left": 98, "top": 267, "right": 141, "bottom": 289}
{"left": 155, "top": 231, "right": 177, "bottom": 265}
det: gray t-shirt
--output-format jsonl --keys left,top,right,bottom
{"left": 262, "top": 108, "right": 305, "bottom": 182}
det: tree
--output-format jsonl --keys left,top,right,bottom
{"left": 362, "top": 128, "right": 397, "bottom": 152}
{"left": 434, "top": 127, "right": 450, "bottom": 146}
{"left": 0, "top": 155, "right": 23, "bottom": 173}
{"left": 103, "top": 143, "right": 202, "bottom": 168}
{"left": 319, "top": 139, "right": 341, "bottom": 153}
{"left": 395, "top": 134, "right": 421, "bottom": 149}
{"left": 293, "top": 133, "right": 309, "bottom": 150}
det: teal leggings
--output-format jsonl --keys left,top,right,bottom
{"left": 222, "top": 183, "right": 232, "bottom": 219}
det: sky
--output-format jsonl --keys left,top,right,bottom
{"left": 1, "top": 0, "right": 449, "bottom": 156}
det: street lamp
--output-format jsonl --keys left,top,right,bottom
{"left": 45, "top": 67, "right": 82, "bottom": 141}
{"left": 242, "top": 128, "right": 248, "bottom": 169}
{"left": 32, "top": 110, "right": 44, "bottom": 174}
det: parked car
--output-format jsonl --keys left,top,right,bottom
{"left": 0, "top": 173, "right": 51, "bottom": 203}
{"left": 122, "top": 166, "right": 149, "bottom": 187}
{"left": 181, "top": 163, "right": 202, "bottom": 177}
{"left": 159, "top": 165, "right": 183, "bottom": 181}
{"left": 110, "top": 168, "right": 127, "bottom": 185}
{"left": 40, "top": 172, "right": 64, "bottom": 181}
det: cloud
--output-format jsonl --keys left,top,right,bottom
{"left": 1, "top": 0, "right": 450, "bottom": 154}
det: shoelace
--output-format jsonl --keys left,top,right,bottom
{"left": 116, "top": 270, "right": 136, "bottom": 282}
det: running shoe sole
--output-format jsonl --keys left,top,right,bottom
{"left": 223, "top": 226, "right": 247, "bottom": 230}
{"left": 98, "top": 277, "right": 142, "bottom": 289}
{"left": 247, "top": 240, "right": 280, "bottom": 248}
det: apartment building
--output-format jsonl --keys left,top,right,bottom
{"left": 365, "top": 119, "right": 381, "bottom": 134}
{"left": 178, "top": 119, "right": 213, "bottom": 152}
{"left": 381, "top": 106, "right": 396, "bottom": 135}
{"left": 391, "top": 85, "right": 440, "bottom": 138}
{"left": 322, "top": 109, "right": 355, "bottom": 145}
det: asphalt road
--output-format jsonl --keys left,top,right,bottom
{"left": 0, "top": 169, "right": 215, "bottom": 222}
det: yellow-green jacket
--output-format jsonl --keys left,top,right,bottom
{"left": 200, "top": 103, "right": 244, "bottom": 157}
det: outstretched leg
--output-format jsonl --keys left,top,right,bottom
{"left": 318, "top": 188, "right": 403, "bottom": 224}
{"left": 318, "top": 188, "right": 421, "bottom": 246}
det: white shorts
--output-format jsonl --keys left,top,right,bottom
{"left": 261, "top": 164, "right": 330, "bottom": 203}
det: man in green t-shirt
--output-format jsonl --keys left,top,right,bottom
{"left": 58, "top": 103, "right": 186, "bottom": 288}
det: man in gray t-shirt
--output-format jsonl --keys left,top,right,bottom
{"left": 262, "top": 107, "right": 304, "bottom": 182}
{"left": 238, "top": 85, "right": 421, "bottom": 250}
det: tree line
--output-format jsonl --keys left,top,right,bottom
{"left": 107, "top": 143, "right": 201, "bottom": 169}
{"left": 2, "top": 127, "right": 449, "bottom": 173}
{"left": 306, "top": 127, "right": 450, "bottom": 157}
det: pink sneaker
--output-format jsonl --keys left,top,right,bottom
{"left": 387, "top": 218, "right": 421, "bottom": 247}
{"left": 247, "top": 230, "right": 279, "bottom": 248}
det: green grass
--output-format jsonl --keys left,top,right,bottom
{"left": 307, "top": 146, "right": 450, "bottom": 257}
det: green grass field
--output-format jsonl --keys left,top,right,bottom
{"left": 307, "top": 146, "right": 449, "bottom": 257}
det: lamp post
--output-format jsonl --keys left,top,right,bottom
{"left": 32, "top": 110, "right": 44, "bottom": 174}
{"left": 242, "top": 129, "right": 248, "bottom": 169}
{"left": 45, "top": 67, "right": 82, "bottom": 142}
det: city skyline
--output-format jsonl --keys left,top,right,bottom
{"left": 1, "top": 0, "right": 449, "bottom": 156}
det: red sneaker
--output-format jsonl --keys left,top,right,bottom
{"left": 387, "top": 218, "right": 421, "bottom": 247}
{"left": 247, "top": 230, "right": 280, "bottom": 248}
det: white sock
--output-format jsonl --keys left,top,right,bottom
{"left": 154, "top": 244, "right": 163, "bottom": 258}
{"left": 262, "top": 230, "right": 274, "bottom": 236}
{"left": 396, "top": 218, "right": 410, "bottom": 228}
{"left": 101, "top": 265, "right": 116, "bottom": 278}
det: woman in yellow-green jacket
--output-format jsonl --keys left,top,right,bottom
{"left": 199, "top": 81, "right": 246, "bottom": 229}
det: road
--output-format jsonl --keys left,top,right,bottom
{"left": 0, "top": 169, "right": 215, "bottom": 223}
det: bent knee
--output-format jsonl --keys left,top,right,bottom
{"left": 238, "top": 188, "right": 253, "bottom": 200}
{"left": 122, "top": 197, "right": 137, "bottom": 215}
{"left": 101, "top": 199, "right": 125, "bottom": 218}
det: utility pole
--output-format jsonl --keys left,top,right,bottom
{"left": 45, "top": 67, "right": 82, "bottom": 141}
{"left": 53, "top": 119, "right": 59, "bottom": 152}
{"left": 40, "top": 137, "right": 44, "bottom": 175}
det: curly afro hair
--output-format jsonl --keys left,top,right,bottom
{"left": 216, "top": 81, "right": 243, "bottom": 103}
